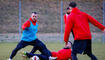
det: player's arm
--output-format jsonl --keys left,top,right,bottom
{"left": 51, "top": 51, "right": 58, "bottom": 58}
{"left": 86, "top": 13, "right": 105, "bottom": 31}
{"left": 69, "top": 58, "right": 72, "bottom": 60}
{"left": 64, "top": 15, "right": 73, "bottom": 44}
{"left": 64, "top": 14, "right": 67, "bottom": 24}
{"left": 22, "top": 20, "right": 30, "bottom": 30}
{"left": 103, "top": 29, "right": 105, "bottom": 34}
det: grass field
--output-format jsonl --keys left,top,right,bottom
{"left": 0, "top": 42, "right": 105, "bottom": 60}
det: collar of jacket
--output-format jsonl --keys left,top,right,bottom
{"left": 63, "top": 47, "right": 70, "bottom": 49}
{"left": 71, "top": 7, "right": 81, "bottom": 14}
{"left": 29, "top": 17, "right": 37, "bottom": 23}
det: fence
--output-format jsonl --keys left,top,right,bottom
{"left": 0, "top": 0, "right": 104, "bottom": 43}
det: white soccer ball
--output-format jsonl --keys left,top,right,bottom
{"left": 30, "top": 56, "right": 40, "bottom": 60}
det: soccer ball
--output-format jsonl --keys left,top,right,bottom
{"left": 30, "top": 56, "right": 40, "bottom": 60}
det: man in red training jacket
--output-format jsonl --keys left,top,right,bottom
{"left": 64, "top": 2, "right": 105, "bottom": 60}
{"left": 51, "top": 41, "right": 72, "bottom": 60}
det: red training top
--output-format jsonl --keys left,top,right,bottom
{"left": 64, "top": 14, "right": 69, "bottom": 24}
{"left": 64, "top": 7, "right": 105, "bottom": 43}
{"left": 51, "top": 49, "right": 72, "bottom": 60}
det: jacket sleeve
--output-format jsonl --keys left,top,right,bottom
{"left": 86, "top": 14, "right": 105, "bottom": 30}
{"left": 22, "top": 20, "right": 30, "bottom": 30}
{"left": 64, "top": 15, "right": 73, "bottom": 43}
{"left": 64, "top": 14, "right": 67, "bottom": 24}
{"left": 51, "top": 52, "right": 58, "bottom": 57}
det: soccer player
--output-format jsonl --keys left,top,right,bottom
{"left": 64, "top": 2, "right": 105, "bottom": 60}
{"left": 8, "top": 12, "right": 51, "bottom": 60}
{"left": 64, "top": 7, "right": 74, "bottom": 38}
{"left": 64, "top": 7, "right": 71, "bottom": 24}
{"left": 22, "top": 41, "right": 72, "bottom": 60}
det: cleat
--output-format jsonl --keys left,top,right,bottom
{"left": 21, "top": 51, "right": 27, "bottom": 59}
{"left": 7, "top": 58, "right": 12, "bottom": 60}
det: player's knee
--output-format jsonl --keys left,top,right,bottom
{"left": 86, "top": 52, "right": 93, "bottom": 57}
{"left": 71, "top": 52, "right": 77, "bottom": 57}
{"left": 72, "top": 51, "right": 77, "bottom": 55}
{"left": 14, "top": 47, "right": 22, "bottom": 51}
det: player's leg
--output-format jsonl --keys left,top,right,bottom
{"left": 30, "top": 46, "right": 38, "bottom": 53}
{"left": 23, "top": 52, "right": 48, "bottom": 60}
{"left": 9, "top": 40, "right": 28, "bottom": 59}
{"left": 87, "top": 53, "right": 97, "bottom": 60}
{"left": 71, "top": 52, "right": 78, "bottom": 60}
{"left": 84, "top": 40, "right": 97, "bottom": 60}
{"left": 27, "top": 53, "right": 48, "bottom": 60}
{"left": 29, "top": 39, "right": 39, "bottom": 53}
{"left": 72, "top": 43, "right": 78, "bottom": 60}
{"left": 71, "top": 40, "right": 79, "bottom": 60}
{"left": 33, "top": 39, "right": 52, "bottom": 57}
{"left": 72, "top": 40, "right": 87, "bottom": 60}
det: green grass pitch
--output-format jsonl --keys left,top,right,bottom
{"left": 0, "top": 42, "right": 105, "bottom": 60}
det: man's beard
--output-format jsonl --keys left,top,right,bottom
{"left": 64, "top": 47, "right": 70, "bottom": 49}
{"left": 67, "top": 12, "right": 70, "bottom": 15}
{"left": 33, "top": 19, "right": 36, "bottom": 22}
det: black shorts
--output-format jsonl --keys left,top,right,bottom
{"left": 72, "top": 39, "right": 92, "bottom": 54}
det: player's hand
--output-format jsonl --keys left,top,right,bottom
{"left": 25, "top": 27, "right": 28, "bottom": 30}
{"left": 103, "top": 29, "right": 105, "bottom": 33}
{"left": 65, "top": 42, "right": 68, "bottom": 46}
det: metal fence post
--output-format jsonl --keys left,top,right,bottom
{"left": 60, "top": 0, "right": 63, "bottom": 43}
{"left": 103, "top": 1, "right": 105, "bottom": 44}
{"left": 19, "top": 0, "right": 21, "bottom": 41}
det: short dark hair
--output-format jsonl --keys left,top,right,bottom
{"left": 66, "top": 7, "right": 70, "bottom": 10}
{"left": 32, "top": 12, "right": 37, "bottom": 14}
{"left": 69, "top": 2, "right": 77, "bottom": 8}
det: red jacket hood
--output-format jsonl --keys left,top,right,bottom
{"left": 71, "top": 7, "right": 81, "bottom": 14}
